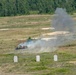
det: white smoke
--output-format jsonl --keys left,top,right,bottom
{"left": 16, "top": 8, "right": 76, "bottom": 53}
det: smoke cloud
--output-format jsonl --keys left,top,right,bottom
{"left": 16, "top": 8, "right": 76, "bottom": 53}
{"left": 52, "top": 8, "right": 76, "bottom": 33}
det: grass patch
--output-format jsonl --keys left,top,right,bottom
{"left": 0, "top": 14, "right": 76, "bottom": 75}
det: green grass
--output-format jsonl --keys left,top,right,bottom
{"left": 0, "top": 14, "right": 76, "bottom": 75}
{"left": 0, "top": 52, "right": 76, "bottom": 75}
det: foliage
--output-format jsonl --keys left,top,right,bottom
{"left": 0, "top": 0, "right": 76, "bottom": 16}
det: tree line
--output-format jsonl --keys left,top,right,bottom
{"left": 0, "top": 0, "right": 76, "bottom": 16}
